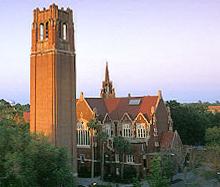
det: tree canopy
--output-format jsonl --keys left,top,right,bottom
{"left": 113, "top": 136, "right": 131, "bottom": 154}
{"left": 167, "top": 100, "right": 220, "bottom": 145}
{"left": 0, "top": 119, "right": 74, "bottom": 187}
{"left": 147, "top": 155, "right": 169, "bottom": 187}
{"left": 205, "top": 126, "right": 220, "bottom": 146}
{"left": 0, "top": 99, "right": 30, "bottom": 124}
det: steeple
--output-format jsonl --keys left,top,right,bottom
{"left": 105, "top": 62, "right": 110, "bottom": 83}
{"left": 100, "top": 62, "right": 116, "bottom": 98}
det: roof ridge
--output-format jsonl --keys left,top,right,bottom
{"left": 79, "top": 95, "right": 159, "bottom": 100}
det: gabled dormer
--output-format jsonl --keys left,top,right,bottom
{"left": 120, "top": 113, "right": 133, "bottom": 138}
{"left": 134, "top": 113, "right": 150, "bottom": 139}
{"left": 102, "top": 113, "right": 113, "bottom": 137}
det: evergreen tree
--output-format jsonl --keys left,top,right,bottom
{"left": 147, "top": 155, "right": 169, "bottom": 187}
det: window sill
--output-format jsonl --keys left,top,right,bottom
{"left": 77, "top": 145, "right": 91, "bottom": 148}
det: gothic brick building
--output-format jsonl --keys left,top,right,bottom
{"left": 76, "top": 63, "right": 183, "bottom": 178}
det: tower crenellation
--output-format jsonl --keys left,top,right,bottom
{"left": 31, "top": 4, "right": 74, "bottom": 53}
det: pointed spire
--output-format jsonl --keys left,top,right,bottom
{"left": 100, "top": 62, "right": 116, "bottom": 98}
{"left": 105, "top": 62, "right": 110, "bottom": 83}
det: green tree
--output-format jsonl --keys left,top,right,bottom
{"left": 0, "top": 99, "right": 30, "bottom": 125}
{"left": 113, "top": 136, "right": 131, "bottom": 180}
{"left": 97, "top": 131, "right": 109, "bottom": 180}
{"left": 167, "top": 100, "right": 208, "bottom": 145}
{"left": 0, "top": 119, "right": 73, "bottom": 187}
{"left": 88, "top": 118, "right": 101, "bottom": 179}
{"left": 147, "top": 155, "right": 169, "bottom": 187}
{"left": 206, "top": 112, "right": 220, "bottom": 128}
{"left": 132, "top": 177, "right": 142, "bottom": 187}
{"left": 205, "top": 126, "right": 220, "bottom": 145}
{"left": 161, "top": 155, "right": 175, "bottom": 182}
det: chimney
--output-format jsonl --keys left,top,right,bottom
{"left": 157, "top": 90, "right": 162, "bottom": 99}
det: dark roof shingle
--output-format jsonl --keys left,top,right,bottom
{"left": 85, "top": 96, "right": 159, "bottom": 121}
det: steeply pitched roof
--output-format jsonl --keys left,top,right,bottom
{"left": 85, "top": 96, "right": 159, "bottom": 121}
{"left": 85, "top": 98, "right": 107, "bottom": 120}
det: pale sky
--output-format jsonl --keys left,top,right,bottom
{"left": 0, "top": 0, "right": 219, "bottom": 104}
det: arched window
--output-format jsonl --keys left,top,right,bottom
{"left": 40, "top": 23, "right": 44, "bottom": 41}
{"left": 63, "top": 23, "right": 67, "bottom": 40}
{"left": 122, "top": 123, "right": 131, "bottom": 137}
{"left": 77, "top": 121, "right": 90, "bottom": 146}
{"left": 45, "top": 22, "right": 49, "bottom": 39}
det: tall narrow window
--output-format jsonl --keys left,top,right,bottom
{"left": 63, "top": 23, "right": 67, "bottom": 40}
{"left": 143, "top": 159, "right": 147, "bottom": 167}
{"left": 115, "top": 154, "right": 120, "bottom": 163}
{"left": 40, "top": 23, "right": 44, "bottom": 41}
{"left": 58, "top": 21, "right": 62, "bottom": 38}
{"left": 153, "top": 127, "right": 158, "bottom": 136}
{"left": 45, "top": 22, "right": 49, "bottom": 39}
{"left": 35, "top": 23, "right": 38, "bottom": 41}
{"left": 136, "top": 123, "right": 147, "bottom": 138}
{"left": 77, "top": 121, "right": 90, "bottom": 146}
{"left": 126, "top": 155, "right": 134, "bottom": 163}
{"left": 122, "top": 124, "right": 131, "bottom": 137}
{"left": 104, "top": 123, "right": 111, "bottom": 137}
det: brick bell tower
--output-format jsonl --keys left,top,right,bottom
{"left": 30, "top": 4, "right": 77, "bottom": 176}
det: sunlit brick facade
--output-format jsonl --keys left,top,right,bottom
{"left": 30, "top": 4, "right": 77, "bottom": 177}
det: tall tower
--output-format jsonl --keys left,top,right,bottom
{"left": 30, "top": 4, "right": 76, "bottom": 175}
{"left": 100, "top": 62, "right": 116, "bottom": 98}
